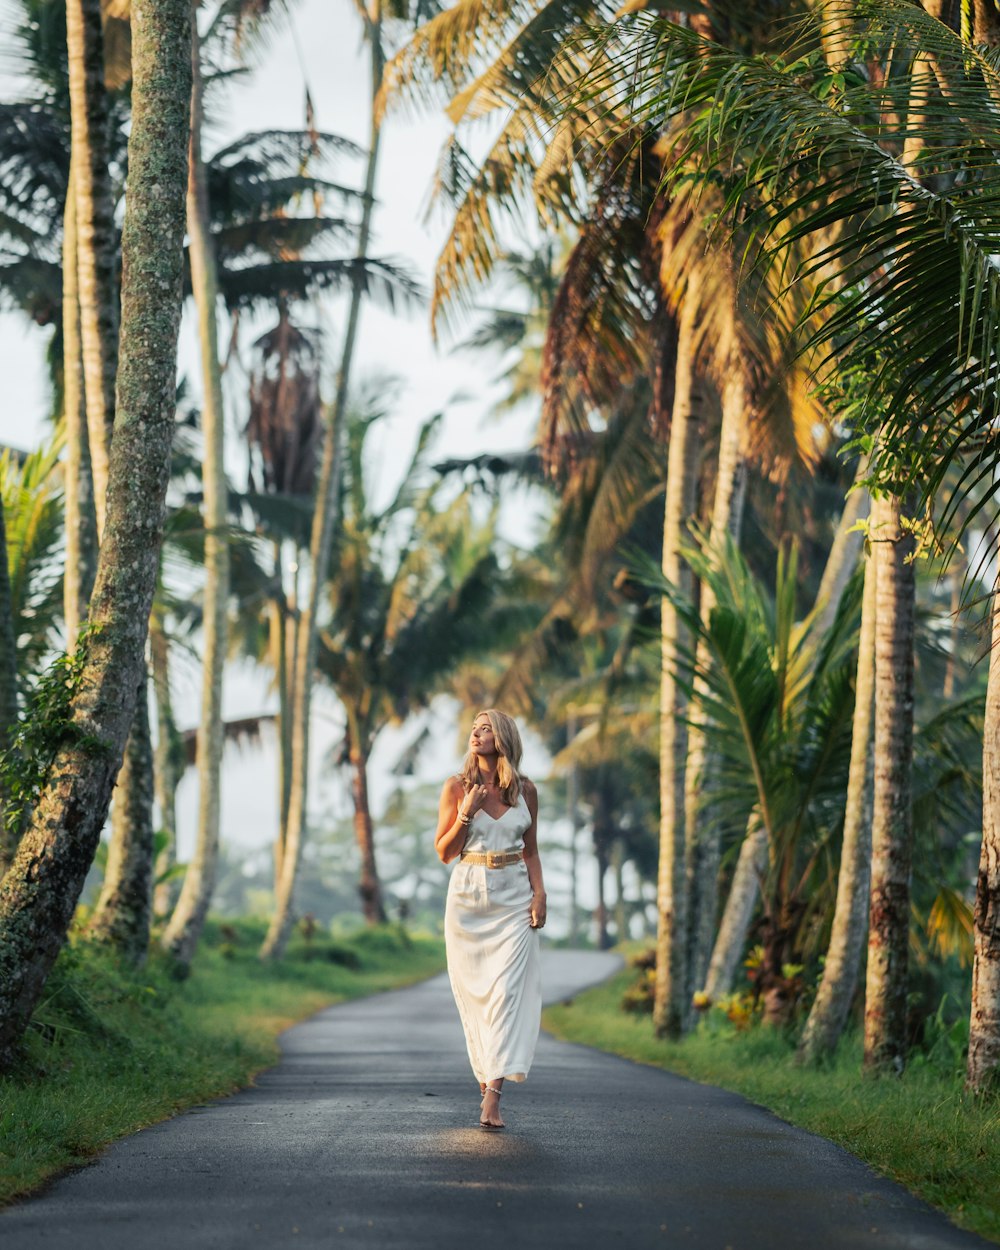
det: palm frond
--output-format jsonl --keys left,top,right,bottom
{"left": 575, "top": 3, "right": 1000, "bottom": 524}
{"left": 216, "top": 256, "right": 424, "bottom": 311}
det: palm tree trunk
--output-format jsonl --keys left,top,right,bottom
{"left": 65, "top": 0, "right": 117, "bottom": 532}
{"left": 702, "top": 820, "right": 767, "bottom": 1003}
{"left": 863, "top": 492, "right": 916, "bottom": 1074}
{"left": 150, "top": 615, "right": 180, "bottom": 918}
{"left": 797, "top": 533, "right": 876, "bottom": 1063}
{"left": 161, "top": 7, "right": 230, "bottom": 971}
{"left": 567, "top": 712, "right": 581, "bottom": 945}
{"left": 330, "top": 0, "right": 384, "bottom": 442}
{"left": 260, "top": 6, "right": 386, "bottom": 960}
{"left": 62, "top": 156, "right": 98, "bottom": 645}
{"left": 0, "top": 502, "right": 19, "bottom": 874}
{"left": 270, "top": 544, "right": 291, "bottom": 892}
{"left": 0, "top": 0, "right": 191, "bottom": 1067}
{"left": 653, "top": 282, "right": 701, "bottom": 1038}
{"left": 685, "top": 356, "right": 749, "bottom": 1005}
{"left": 88, "top": 672, "right": 154, "bottom": 963}
{"left": 348, "top": 720, "right": 386, "bottom": 925}
{"left": 966, "top": 589, "right": 1000, "bottom": 1092}
{"left": 595, "top": 839, "right": 611, "bottom": 951}
{"left": 811, "top": 463, "right": 869, "bottom": 643}
{"left": 612, "top": 839, "right": 627, "bottom": 942}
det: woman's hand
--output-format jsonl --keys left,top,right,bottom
{"left": 530, "top": 891, "right": 547, "bottom": 930}
{"left": 459, "top": 783, "right": 488, "bottom": 822}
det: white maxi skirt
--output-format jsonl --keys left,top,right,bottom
{"left": 444, "top": 797, "right": 542, "bottom": 1084}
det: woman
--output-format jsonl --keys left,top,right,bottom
{"left": 435, "top": 709, "right": 546, "bottom": 1131}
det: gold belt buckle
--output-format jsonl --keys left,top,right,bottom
{"left": 486, "top": 851, "right": 502, "bottom": 869}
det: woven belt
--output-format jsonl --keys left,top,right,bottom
{"left": 460, "top": 849, "right": 524, "bottom": 869}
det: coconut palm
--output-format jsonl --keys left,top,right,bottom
{"left": 308, "top": 394, "right": 540, "bottom": 925}
{"left": 0, "top": 0, "right": 192, "bottom": 1067}
{"left": 160, "top": 0, "right": 233, "bottom": 973}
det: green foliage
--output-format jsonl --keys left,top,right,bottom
{"left": 1, "top": 440, "right": 65, "bottom": 676}
{"left": 582, "top": 1, "right": 1000, "bottom": 532}
{"left": 545, "top": 971, "right": 1000, "bottom": 1243}
{"left": 0, "top": 631, "right": 105, "bottom": 837}
{"left": 0, "top": 920, "right": 444, "bottom": 1206}
{"left": 319, "top": 393, "right": 544, "bottom": 754}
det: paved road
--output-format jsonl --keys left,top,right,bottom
{"left": 1, "top": 950, "right": 992, "bottom": 1249}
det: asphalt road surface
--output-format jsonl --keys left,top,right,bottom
{"left": 1, "top": 949, "right": 992, "bottom": 1249}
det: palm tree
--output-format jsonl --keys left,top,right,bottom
{"left": 864, "top": 491, "right": 916, "bottom": 1071}
{"left": 0, "top": 0, "right": 192, "bottom": 1067}
{"left": 260, "top": 0, "right": 437, "bottom": 960}
{"left": 566, "top": 0, "right": 1000, "bottom": 1077}
{"left": 656, "top": 533, "right": 862, "bottom": 1026}
{"left": 160, "top": 2, "right": 232, "bottom": 972}
{"left": 65, "top": 0, "right": 117, "bottom": 530}
{"left": 309, "top": 396, "right": 537, "bottom": 926}
{"left": 797, "top": 521, "right": 875, "bottom": 1062}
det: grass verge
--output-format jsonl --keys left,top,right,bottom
{"left": 0, "top": 919, "right": 444, "bottom": 1206}
{"left": 544, "top": 968, "right": 1000, "bottom": 1245}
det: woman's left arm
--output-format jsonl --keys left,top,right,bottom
{"left": 522, "top": 779, "right": 546, "bottom": 930}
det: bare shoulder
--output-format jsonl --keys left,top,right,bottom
{"left": 441, "top": 774, "right": 464, "bottom": 800}
{"left": 521, "top": 776, "right": 538, "bottom": 804}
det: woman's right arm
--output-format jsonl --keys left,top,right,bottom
{"left": 435, "top": 777, "right": 468, "bottom": 864}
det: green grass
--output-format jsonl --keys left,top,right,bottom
{"left": 544, "top": 969, "right": 1000, "bottom": 1245}
{"left": 0, "top": 919, "right": 444, "bottom": 1206}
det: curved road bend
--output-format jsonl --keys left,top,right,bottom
{"left": 1, "top": 950, "right": 991, "bottom": 1250}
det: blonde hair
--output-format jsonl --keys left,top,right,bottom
{"left": 461, "top": 708, "right": 523, "bottom": 806}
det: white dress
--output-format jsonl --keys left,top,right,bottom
{"left": 444, "top": 792, "right": 542, "bottom": 1084}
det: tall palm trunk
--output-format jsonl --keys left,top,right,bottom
{"left": 653, "top": 281, "right": 701, "bottom": 1038}
{"left": 685, "top": 351, "right": 749, "bottom": 1004}
{"left": 0, "top": 0, "right": 191, "bottom": 1068}
{"left": 65, "top": 0, "right": 117, "bottom": 530}
{"left": 567, "top": 712, "right": 581, "bottom": 945}
{"left": 162, "top": 7, "right": 231, "bottom": 971}
{"left": 863, "top": 492, "right": 916, "bottom": 1074}
{"left": 702, "top": 819, "right": 767, "bottom": 1003}
{"left": 595, "top": 840, "right": 611, "bottom": 950}
{"left": 67, "top": 0, "right": 156, "bottom": 967}
{"left": 62, "top": 158, "right": 98, "bottom": 644}
{"left": 270, "top": 545, "right": 292, "bottom": 891}
{"left": 260, "top": 4, "right": 386, "bottom": 960}
{"left": 798, "top": 529, "right": 876, "bottom": 1063}
{"left": 89, "top": 673, "right": 154, "bottom": 962}
{"left": 150, "top": 615, "right": 180, "bottom": 918}
{"left": 612, "top": 839, "right": 627, "bottom": 942}
{"left": 260, "top": 487, "right": 331, "bottom": 957}
{"left": 811, "top": 466, "right": 870, "bottom": 642}
{"left": 0, "top": 502, "right": 19, "bottom": 874}
{"left": 967, "top": 589, "right": 1000, "bottom": 1092}
{"left": 347, "top": 715, "right": 386, "bottom": 925}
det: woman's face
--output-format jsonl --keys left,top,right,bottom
{"left": 470, "top": 715, "right": 496, "bottom": 757}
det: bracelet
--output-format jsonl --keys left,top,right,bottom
{"left": 458, "top": 810, "right": 471, "bottom": 825}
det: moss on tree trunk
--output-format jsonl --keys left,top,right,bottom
{"left": 89, "top": 675, "right": 155, "bottom": 963}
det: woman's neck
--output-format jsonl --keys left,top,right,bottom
{"left": 474, "top": 755, "right": 499, "bottom": 785}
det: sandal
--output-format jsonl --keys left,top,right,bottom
{"left": 479, "top": 1083, "right": 504, "bottom": 1132}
